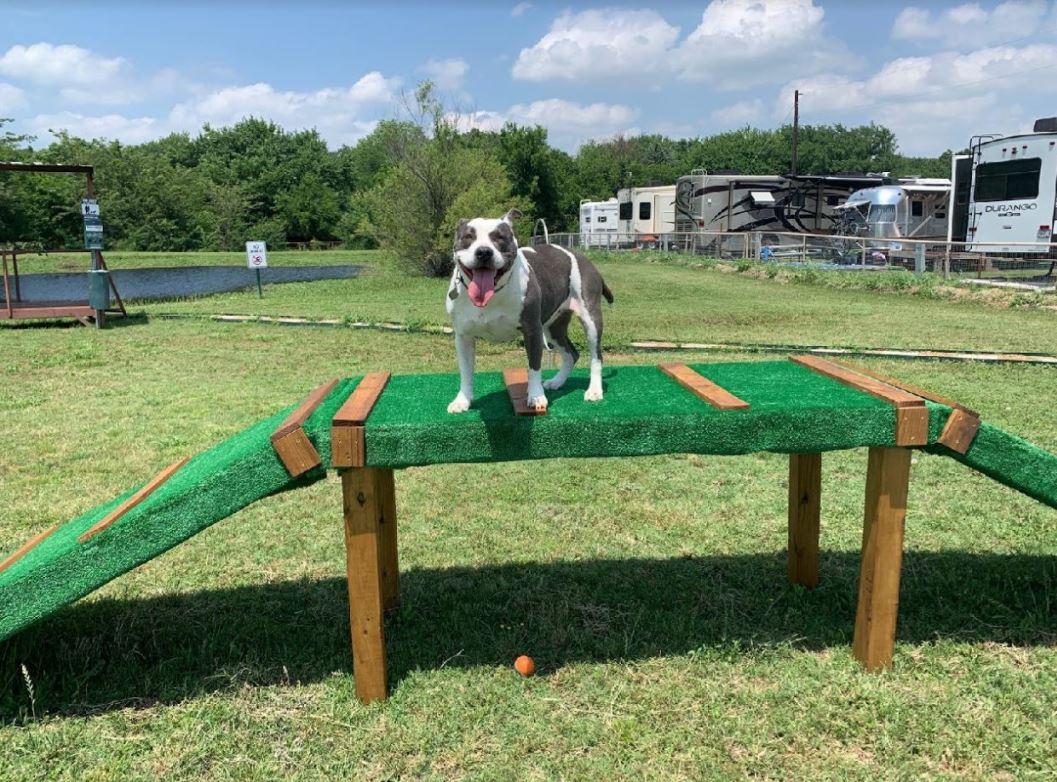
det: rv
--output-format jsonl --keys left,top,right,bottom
{"left": 579, "top": 198, "right": 619, "bottom": 247}
{"left": 673, "top": 171, "right": 881, "bottom": 234}
{"left": 951, "top": 118, "right": 1057, "bottom": 253}
{"left": 616, "top": 185, "right": 676, "bottom": 240}
{"left": 834, "top": 179, "right": 951, "bottom": 242}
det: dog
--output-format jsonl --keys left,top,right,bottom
{"left": 446, "top": 209, "right": 614, "bottom": 413}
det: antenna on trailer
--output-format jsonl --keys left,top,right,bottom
{"left": 791, "top": 89, "right": 800, "bottom": 176}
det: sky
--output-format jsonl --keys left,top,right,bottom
{"left": 2, "top": 0, "right": 1057, "bottom": 157}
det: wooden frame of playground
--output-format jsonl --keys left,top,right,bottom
{"left": 264, "top": 355, "right": 975, "bottom": 704}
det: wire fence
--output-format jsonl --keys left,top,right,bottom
{"left": 535, "top": 231, "right": 1057, "bottom": 281}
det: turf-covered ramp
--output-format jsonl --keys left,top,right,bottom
{"left": 2, "top": 359, "right": 1056, "bottom": 646}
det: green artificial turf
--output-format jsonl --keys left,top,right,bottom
{"left": 2, "top": 358, "right": 1056, "bottom": 652}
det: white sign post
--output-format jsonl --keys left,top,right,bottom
{"left": 245, "top": 241, "right": 268, "bottom": 297}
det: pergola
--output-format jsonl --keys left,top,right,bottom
{"left": 0, "top": 162, "right": 126, "bottom": 326}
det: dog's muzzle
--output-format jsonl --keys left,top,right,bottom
{"left": 459, "top": 261, "right": 510, "bottom": 308}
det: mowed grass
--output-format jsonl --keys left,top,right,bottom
{"left": 1, "top": 254, "right": 1057, "bottom": 779}
{"left": 141, "top": 251, "right": 1057, "bottom": 354}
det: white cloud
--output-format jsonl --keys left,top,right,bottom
{"left": 672, "top": 0, "right": 853, "bottom": 88}
{"left": 711, "top": 99, "right": 764, "bottom": 127}
{"left": 511, "top": 2, "right": 533, "bottom": 17}
{"left": 512, "top": 8, "right": 679, "bottom": 82}
{"left": 27, "top": 111, "right": 161, "bottom": 145}
{"left": 0, "top": 42, "right": 128, "bottom": 87}
{"left": 418, "top": 58, "right": 469, "bottom": 91}
{"left": 0, "top": 82, "right": 26, "bottom": 113}
{"left": 456, "top": 99, "right": 638, "bottom": 150}
{"left": 893, "top": 1, "right": 1053, "bottom": 47}
{"left": 775, "top": 43, "right": 1057, "bottom": 154}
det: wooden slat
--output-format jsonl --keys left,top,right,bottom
{"left": 658, "top": 364, "right": 750, "bottom": 410}
{"left": 272, "top": 378, "right": 339, "bottom": 441}
{"left": 787, "top": 453, "right": 821, "bottom": 589}
{"left": 791, "top": 355, "right": 929, "bottom": 447}
{"left": 503, "top": 368, "right": 547, "bottom": 416}
{"left": 0, "top": 524, "right": 59, "bottom": 575}
{"left": 830, "top": 359, "right": 978, "bottom": 415}
{"left": 853, "top": 446, "right": 911, "bottom": 671}
{"left": 78, "top": 457, "right": 189, "bottom": 543}
{"left": 938, "top": 408, "right": 981, "bottom": 455}
{"left": 332, "top": 373, "right": 391, "bottom": 469}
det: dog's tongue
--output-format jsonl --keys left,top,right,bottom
{"left": 468, "top": 268, "right": 496, "bottom": 307}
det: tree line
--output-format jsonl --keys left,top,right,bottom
{"left": 0, "top": 85, "right": 953, "bottom": 275}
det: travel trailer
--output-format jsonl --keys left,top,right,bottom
{"left": 616, "top": 185, "right": 676, "bottom": 239}
{"left": 578, "top": 198, "right": 619, "bottom": 247}
{"left": 951, "top": 119, "right": 1057, "bottom": 252}
{"left": 834, "top": 179, "right": 951, "bottom": 242}
{"left": 673, "top": 171, "right": 881, "bottom": 234}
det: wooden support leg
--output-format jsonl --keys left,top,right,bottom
{"left": 377, "top": 468, "right": 400, "bottom": 612}
{"left": 787, "top": 452, "right": 821, "bottom": 589}
{"left": 853, "top": 447, "right": 911, "bottom": 671}
{"left": 342, "top": 468, "right": 388, "bottom": 703}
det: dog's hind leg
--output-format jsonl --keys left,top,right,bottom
{"left": 577, "top": 300, "right": 604, "bottom": 402}
{"left": 543, "top": 311, "right": 579, "bottom": 391}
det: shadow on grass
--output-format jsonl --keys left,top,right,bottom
{"left": 0, "top": 312, "right": 148, "bottom": 331}
{"left": 2, "top": 550, "right": 1056, "bottom": 718}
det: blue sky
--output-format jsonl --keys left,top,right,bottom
{"left": 3, "top": 0, "right": 1057, "bottom": 156}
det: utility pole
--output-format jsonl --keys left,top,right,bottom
{"left": 791, "top": 89, "right": 800, "bottom": 175}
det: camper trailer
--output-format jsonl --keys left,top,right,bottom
{"left": 834, "top": 179, "right": 951, "bottom": 242}
{"left": 616, "top": 185, "right": 676, "bottom": 240}
{"left": 579, "top": 198, "right": 619, "bottom": 247}
{"left": 952, "top": 119, "right": 1057, "bottom": 252}
{"left": 673, "top": 171, "right": 880, "bottom": 234}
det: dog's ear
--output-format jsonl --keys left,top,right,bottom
{"left": 501, "top": 209, "right": 523, "bottom": 225}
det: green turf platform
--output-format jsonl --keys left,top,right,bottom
{"left": 2, "top": 360, "right": 1056, "bottom": 644}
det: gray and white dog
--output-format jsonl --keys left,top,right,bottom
{"left": 446, "top": 209, "right": 614, "bottom": 413}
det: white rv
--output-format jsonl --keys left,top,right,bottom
{"left": 953, "top": 119, "right": 1057, "bottom": 253}
{"left": 834, "top": 179, "right": 951, "bottom": 241}
{"left": 673, "top": 171, "right": 879, "bottom": 234}
{"left": 578, "top": 198, "right": 619, "bottom": 247}
{"left": 616, "top": 185, "right": 676, "bottom": 240}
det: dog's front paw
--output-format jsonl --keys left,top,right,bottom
{"left": 583, "top": 387, "right": 604, "bottom": 402}
{"left": 527, "top": 393, "right": 549, "bottom": 412}
{"left": 447, "top": 393, "right": 472, "bottom": 414}
{"left": 542, "top": 376, "right": 565, "bottom": 390}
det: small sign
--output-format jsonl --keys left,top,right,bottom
{"left": 84, "top": 217, "right": 103, "bottom": 250}
{"left": 246, "top": 241, "right": 268, "bottom": 269}
{"left": 81, "top": 198, "right": 100, "bottom": 218}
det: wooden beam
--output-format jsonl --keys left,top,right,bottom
{"left": 270, "top": 378, "right": 339, "bottom": 477}
{"left": 342, "top": 468, "right": 389, "bottom": 703}
{"left": 658, "top": 364, "right": 750, "bottom": 410}
{"left": 0, "top": 162, "right": 94, "bottom": 175}
{"left": 853, "top": 446, "right": 911, "bottom": 671}
{"left": 78, "top": 457, "right": 189, "bottom": 543}
{"left": 828, "top": 358, "right": 977, "bottom": 415}
{"left": 377, "top": 468, "right": 400, "bottom": 612}
{"left": 503, "top": 368, "right": 547, "bottom": 416}
{"left": 332, "top": 372, "right": 391, "bottom": 469}
{"left": 787, "top": 453, "right": 821, "bottom": 589}
{"left": 0, "top": 524, "right": 59, "bottom": 575}
{"left": 790, "top": 355, "right": 928, "bottom": 447}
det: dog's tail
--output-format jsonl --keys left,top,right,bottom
{"left": 601, "top": 280, "right": 614, "bottom": 305}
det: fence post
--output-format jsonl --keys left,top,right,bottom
{"left": 944, "top": 241, "right": 952, "bottom": 279}
{"left": 861, "top": 240, "right": 867, "bottom": 268}
{"left": 801, "top": 234, "right": 807, "bottom": 263}
{"left": 914, "top": 242, "right": 926, "bottom": 276}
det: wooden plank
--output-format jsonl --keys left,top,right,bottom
{"left": 272, "top": 428, "right": 322, "bottom": 477}
{"left": 332, "top": 372, "right": 391, "bottom": 469}
{"left": 271, "top": 378, "right": 339, "bottom": 441}
{"left": 658, "top": 364, "right": 750, "bottom": 410}
{"left": 377, "top": 468, "right": 400, "bottom": 612}
{"left": 853, "top": 446, "right": 911, "bottom": 671}
{"left": 829, "top": 359, "right": 978, "bottom": 415}
{"left": 791, "top": 355, "right": 929, "bottom": 447}
{"left": 787, "top": 453, "right": 821, "bottom": 589}
{"left": 342, "top": 468, "right": 389, "bottom": 703}
{"left": 78, "top": 457, "right": 189, "bottom": 543}
{"left": 938, "top": 408, "right": 981, "bottom": 455}
{"left": 0, "top": 524, "right": 59, "bottom": 575}
{"left": 503, "top": 368, "right": 547, "bottom": 416}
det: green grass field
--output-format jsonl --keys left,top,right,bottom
{"left": 2, "top": 251, "right": 1057, "bottom": 780}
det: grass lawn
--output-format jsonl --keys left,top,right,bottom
{"left": 1, "top": 252, "right": 1056, "bottom": 780}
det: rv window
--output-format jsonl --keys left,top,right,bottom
{"left": 911, "top": 201, "right": 923, "bottom": 217}
{"left": 639, "top": 202, "right": 651, "bottom": 220}
{"left": 619, "top": 202, "right": 632, "bottom": 220}
{"left": 869, "top": 204, "right": 896, "bottom": 223}
{"left": 597, "top": 216, "right": 607, "bottom": 223}
{"left": 826, "top": 195, "right": 840, "bottom": 206}
{"left": 584, "top": 216, "right": 591, "bottom": 222}
{"left": 974, "top": 157, "right": 1042, "bottom": 202}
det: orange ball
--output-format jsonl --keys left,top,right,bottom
{"left": 514, "top": 655, "right": 536, "bottom": 677}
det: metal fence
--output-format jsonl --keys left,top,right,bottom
{"left": 536, "top": 231, "right": 1057, "bottom": 281}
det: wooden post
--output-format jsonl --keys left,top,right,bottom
{"left": 342, "top": 468, "right": 389, "bottom": 703}
{"left": 787, "top": 452, "right": 821, "bottom": 588}
{"left": 853, "top": 447, "right": 911, "bottom": 671}
{"left": 377, "top": 467, "right": 400, "bottom": 612}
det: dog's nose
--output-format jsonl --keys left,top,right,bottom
{"left": 474, "top": 246, "right": 494, "bottom": 264}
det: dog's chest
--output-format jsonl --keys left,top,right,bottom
{"left": 451, "top": 292, "right": 522, "bottom": 341}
